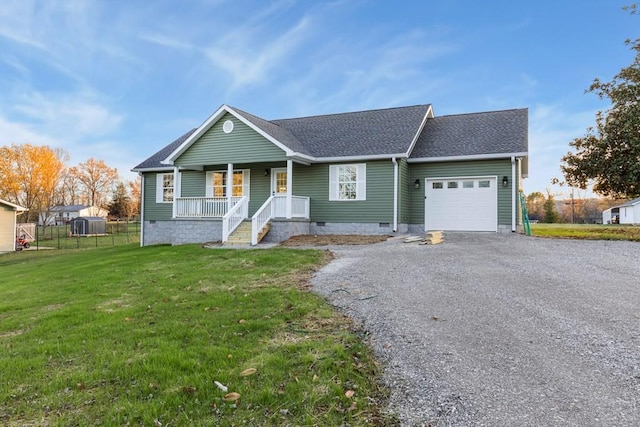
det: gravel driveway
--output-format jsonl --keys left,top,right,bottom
{"left": 310, "top": 233, "right": 640, "bottom": 426}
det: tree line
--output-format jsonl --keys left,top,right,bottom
{"left": 526, "top": 191, "right": 622, "bottom": 224}
{"left": 0, "top": 143, "right": 139, "bottom": 223}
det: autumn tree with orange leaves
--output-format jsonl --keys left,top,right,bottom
{"left": 0, "top": 144, "right": 68, "bottom": 222}
{"left": 68, "top": 158, "right": 119, "bottom": 209}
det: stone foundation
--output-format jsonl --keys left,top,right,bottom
{"left": 262, "top": 219, "right": 310, "bottom": 243}
{"left": 143, "top": 219, "right": 222, "bottom": 246}
{"left": 308, "top": 222, "right": 402, "bottom": 236}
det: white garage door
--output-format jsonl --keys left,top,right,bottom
{"left": 425, "top": 177, "right": 497, "bottom": 232}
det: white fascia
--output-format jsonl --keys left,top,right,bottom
{"left": 306, "top": 153, "right": 408, "bottom": 163}
{"left": 161, "top": 105, "right": 295, "bottom": 166}
{"left": 407, "top": 152, "right": 528, "bottom": 163}
{"left": 131, "top": 166, "right": 175, "bottom": 173}
{"left": 405, "top": 104, "right": 434, "bottom": 157}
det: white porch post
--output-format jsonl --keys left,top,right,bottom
{"left": 172, "top": 166, "right": 181, "bottom": 218}
{"left": 227, "top": 163, "right": 233, "bottom": 212}
{"left": 286, "top": 159, "right": 292, "bottom": 219}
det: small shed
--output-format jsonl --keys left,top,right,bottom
{"left": 0, "top": 199, "right": 27, "bottom": 252}
{"left": 70, "top": 216, "right": 107, "bottom": 236}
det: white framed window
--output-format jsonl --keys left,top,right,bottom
{"left": 329, "top": 164, "right": 366, "bottom": 201}
{"left": 156, "top": 173, "right": 174, "bottom": 203}
{"left": 206, "top": 170, "right": 250, "bottom": 198}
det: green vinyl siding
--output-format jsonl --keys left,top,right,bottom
{"left": 180, "top": 170, "right": 206, "bottom": 197}
{"left": 142, "top": 172, "right": 173, "bottom": 221}
{"left": 175, "top": 113, "right": 287, "bottom": 167}
{"left": 293, "top": 160, "right": 395, "bottom": 223}
{"left": 407, "top": 159, "right": 513, "bottom": 226}
{"left": 398, "top": 158, "right": 410, "bottom": 224}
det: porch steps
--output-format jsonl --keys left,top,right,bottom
{"left": 224, "top": 221, "right": 271, "bottom": 246}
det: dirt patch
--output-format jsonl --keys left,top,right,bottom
{"left": 280, "top": 234, "right": 390, "bottom": 246}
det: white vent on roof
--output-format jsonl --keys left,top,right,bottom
{"left": 223, "top": 120, "right": 234, "bottom": 134}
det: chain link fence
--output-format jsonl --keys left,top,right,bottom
{"left": 21, "top": 221, "right": 140, "bottom": 250}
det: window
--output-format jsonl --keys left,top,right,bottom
{"left": 478, "top": 180, "right": 491, "bottom": 188}
{"left": 432, "top": 182, "right": 443, "bottom": 189}
{"left": 156, "top": 173, "right": 174, "bottom": 203}
{"left": 329, "top": 164, "right": 366, "bottom": 201}
{"left": 463, "top": 181, "right": 474, "bottom": 188}
{"left": 447, "top": 181, "right": 458, "bottom": 189}
{"left": 206, "top": 170, "right": 249, "bottom": 198}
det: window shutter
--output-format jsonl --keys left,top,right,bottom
{"left": 329, "top": 165, "right": 338, "bottom": 201}
{"left": 243, "top": 170, "right": 250, "bottom": 199}
{"left": 156, "top": 174, "right": 164, "bottom": 203}
{"left": 356, "top": 164, "right": 366, "bottom": 200}
{"left": 205, "top": 171, "right": 213, "bottom": 197}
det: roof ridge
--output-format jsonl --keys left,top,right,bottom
{"left": 434, "top": 108, "right": 528, "bottom": 119}
{"left": 271, "top": 104, "right": 431, "bottom": 122}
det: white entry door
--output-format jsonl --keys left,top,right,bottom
{"left": 425, "top": 177, "right": 498, "bottom": 232}
{"left": 271, "top": 168, "right": 288, "bottom": 217}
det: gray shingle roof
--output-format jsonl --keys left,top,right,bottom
{"left": 231, "top": 107, "right": 311, "bottom": 155}
{"left": 410, "top": 108, "right": 528, "bottom": 159}
{"left": 132, "top": 128, "right": 197, "bottom": 170}
{"left": 619, "top": 196, "right": 640, "bottom": 207}
{"left": 133, "top": 105, "right": 528, "bottom": 171}
{"left": 272, "top": 104, "right": 430, "bottom": 157}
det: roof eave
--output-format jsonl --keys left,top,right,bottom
{"left": 306, "top": 153, "right": 408, "bottom": 163}
{"left": 408, "top": 152, "right": 528, "bottom": 163}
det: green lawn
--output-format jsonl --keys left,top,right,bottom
{"left": 531, "top": 223, "right": 640, "bottom": 241}
{"left": 0, "top": 245, "right": 393, "bottom": 426}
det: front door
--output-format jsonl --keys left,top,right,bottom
{"left": 271, "top": 168, "right": 288, "bottom": 217}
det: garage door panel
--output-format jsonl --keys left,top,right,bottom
{"left": 425, "top": 177, "right": 497, "bottom": 232}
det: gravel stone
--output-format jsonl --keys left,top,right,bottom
{"left": 310, "top": 233, "right": 640, "bottom": 426}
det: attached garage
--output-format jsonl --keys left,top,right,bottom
{"left": 424, "top": 176, "right": 497, "bottom": 232}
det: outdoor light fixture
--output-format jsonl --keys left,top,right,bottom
{"left": 502, "top": 176, "right": 509, "bottom": 187}
{"left": 414, "top": 179, "right": 421, "bottom": 189}
{"left": 264, "top": 169, "right": 270, "bottom": 176}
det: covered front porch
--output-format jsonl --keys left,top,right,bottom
{"left": 170, "top": 160, "right": 310, "bottom": 245}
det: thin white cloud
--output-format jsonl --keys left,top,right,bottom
{"left": 204, "top": 15, "right": 312, "bottom": 91}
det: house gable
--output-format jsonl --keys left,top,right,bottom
{"left": 174, "top": 112, "right": 289, "bottom": 167}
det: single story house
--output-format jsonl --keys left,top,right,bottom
{"left": 605, "top": 197, "right": 640, "bottom": 225}
{"left": 0, "top": 199, "right": 27, "bottom": 252}
{"left": 133, "top": 104, "right": 528, "bottom": 246}
{"left": 41, "top": 205, "right": 109, "bottom": 225}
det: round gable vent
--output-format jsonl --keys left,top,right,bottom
{"left": 222, "top": 120, "right": 234, "bottom": 134}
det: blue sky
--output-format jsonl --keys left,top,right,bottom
{"left": 0, "top": 0, "right": 636, "bottom": 198}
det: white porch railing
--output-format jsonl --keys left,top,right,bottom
{"left": 251, "top": 196, "right": 275, "bottom": 246}
{"left": 272, "top": 195, "right": 310, "bottom": 218}
{"left": 176, "top": 197, "right": 243, "bottom": 218}
{"left": 222, "top": 197, "right": 249, "bottom": 243}
{"left": 291, "top": 196, "right": 310, "bottom": 218}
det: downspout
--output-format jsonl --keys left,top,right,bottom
{"left": 511, "top": 156, "right": 516, "bottom": 232}
{"left": 392, "top": 157, "right": 398, "bottom": 232}
{"left": 139, "top": 173, "right": 145, "bottom": 247}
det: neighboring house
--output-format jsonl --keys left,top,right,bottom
{"left": 0, "top": 199, "right": 27, "bottom": 252}
{"left": 616, "top": 197, "right": 640, "bottom": 225}
{"left": 41, "top": 205, "right": 109, "bottom": 225}
{"left": 133, "top": 104, "right": 529, "bottom": 246}
{"left": 602, "top": 207, "right": 620, "bottom": 224}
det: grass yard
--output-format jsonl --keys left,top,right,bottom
{"left": 0, "top": 245, "right": 392, "bottom": 426}
{"left": 531, "top": 223, "right": 640, "bottom": 241}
